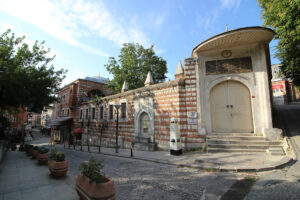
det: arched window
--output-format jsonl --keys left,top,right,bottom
{"left": 87, "top": 89, "right": 104, "bottom": 98}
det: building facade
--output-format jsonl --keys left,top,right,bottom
{"left": 62, "top": 27, "right": 281, "bottom": 151}
{"left": 271, "top": 64, "right": 300, "bottom": 105}
{"left": 51, "top": 77, "right": 113, "bottom": 143}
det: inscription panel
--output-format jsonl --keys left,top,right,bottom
{"left": 206, "top": 57, "right": 252, "bottom": 75}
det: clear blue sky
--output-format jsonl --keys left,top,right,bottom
{"left": 0, "top": 0, "right": 279, "bottom": 86}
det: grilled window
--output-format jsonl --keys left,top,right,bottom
{"left": 121, "top": 103, "right": 126, "bottom": 118}
{"left": 109, "top": 105, "right": 113, "bottom": 120}
{"left": 100, "top": 106, "right": 104, "bottom": 120}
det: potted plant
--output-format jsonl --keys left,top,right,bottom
{"left": 32, "top": 146, "right": 39, "bottom": 159}
{"left": 37, "top": 147, "right": 49, "bottom": 165}
{"left": 76, "top": 158, "right": 115, "bottom": 200}
{"left": 48, "top": 149, "right": 68, "bottom": 178}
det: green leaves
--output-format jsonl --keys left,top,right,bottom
{"left": 0, "top": 29, "right": 66, "bottom": 112}
{"left": 80, "top": 157, "right": 107, "bottom": 183}
{"left": 105, "top": 43, "right": 167, "bottom": 93}
{"left": 258, "top": 0, "right": 300, "bottom": 86}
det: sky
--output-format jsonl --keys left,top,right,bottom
{"left": 0, "top": 0, "right": 280, "bottom": 86}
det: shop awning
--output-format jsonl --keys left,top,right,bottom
{"left": 74, "top": 128, "right": 82, "bottom": 134}
{"left": 50, "top": 117, "right": 73, "bottom": 126}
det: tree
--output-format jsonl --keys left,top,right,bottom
{"left": 0, "top": 29, "right": 66, "bottom": 112}
{"left": 105, "top": 43, "right": 167, "bottom": 93}
{"left": 258, "top": 0, "right": 300, "bottom": 86}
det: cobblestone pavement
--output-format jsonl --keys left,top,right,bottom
{"left": 58, "top": 147, "right": 238, "bottom": 200}
{"left": 245, "top": 105, "right": 300, "bottom": 200}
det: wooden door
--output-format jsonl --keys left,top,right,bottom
{"left": 210, "top": 81, "right": 253, "bottom": 133}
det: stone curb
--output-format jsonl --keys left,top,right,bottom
{"left": 55, "top": 145, "right": 294, "bottom": 173}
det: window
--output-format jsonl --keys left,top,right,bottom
{"left": 85, "top": 108, "right": 89, "bottom": 120}
{"left": 100, "top": 106, "right": 104, "bottom": 120}
{"left": 62, "top": 110, "right": 64, "bottom": 117}
{"left": 109, "top": 105, "right": 113, "bottom": 120}
{"left": 80, "top": 109, "right": 83, "bottom": 120}
{"left": 121, "top": 103, "right": 126, "bottom": 118}
{"left": 67, "top": 109, "right": 69, "bottom": 116}
{"left": 92, "top": 107, "right": 96, "bottom": 120}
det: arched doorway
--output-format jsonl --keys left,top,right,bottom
{"left": 210, "top": 81, "right": 253, "bottom": 133}
{"left": 139, "top": 112, "right": 150, "bottom": 137}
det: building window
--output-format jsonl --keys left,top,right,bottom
{"left": 80, "top": 109, "right": 83, "bottom": 120}
{"left": 109, "top": 105, "right": 113, "bottom": 120}
{"left": 85, "top": 108, "right": 89, "bottom": 120}
{"left": 67, "top": 109, "right": 69, "bottom": 116}
{"left": 92, "top": 107, "right": 96, "bottom": 120}
{"left": 100, "top": 106, "right": 104, "bottom": 120}
{"left": 121, "top": 103, "right": 126, "bottom": 118}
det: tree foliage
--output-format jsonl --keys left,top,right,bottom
{"left": 258, "top": 0, "right": 300, "bottom": 86}
{"left": 0, "top": 29, "right": 66, "bottom": 112}
{"left": 105, "top": 43, "right": 167, "bottom": 93}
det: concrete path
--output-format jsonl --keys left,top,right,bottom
{"left": 46, "top": 141, "right": 292, "bottom": 172}
{"left": 0, "top": 151, "right": 77, "bottom": 200}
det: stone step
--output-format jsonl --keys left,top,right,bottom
{"left": 207, "top": 140, "right": 282, "bottom": 146}
{"left": 210, "top": 133, "right": 255, "bottom": 136}
{"left": 208, "top": 148, "right": 266, "bottom": 153}
{"left": 207, "top": 135, "right": 265, "bottom": 141}
{"left": 134, "top": 136, "right": 151, "bottom": 143}
{"left": 267, "top": 147, "right": 286, "bottom": 156}
{"left": 207, "top": 144, "right": 283, "bottom": 150}
{"left": 132, "top": 142, "right": 157, "bottom": 151}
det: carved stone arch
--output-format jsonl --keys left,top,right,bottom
{"left": 134, "top": 108, "right": 154, "bottom": 142}
{"left": 207, "top": 75, "right": 254, "bottom": 96}
{"left": 87, "top": 89, "right": 104, "bottom": 98}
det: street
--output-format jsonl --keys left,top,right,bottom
{"left": 59, "top": 147, "right": 238, "bottom": 200}
{"left": 245, "top": 105, "right": 300, "bottom": 200}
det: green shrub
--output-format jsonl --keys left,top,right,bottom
{"left": 80, "top": 158, "right": 107, "bottom": 183}
{"left": 55, "top": 152, "right": 65, "bottom": 162}
{"left": 38, "top": 147, "right": 49, "bottom": 154}
{"left": 49, "top": 149, "right": 58, "bottom": 160}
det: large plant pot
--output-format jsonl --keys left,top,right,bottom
{"left": 37, "top": 153, "right": 49, "bottom": 165}
{"left": 48, "top": 160, "right": 68, "bottom": 178}
{"left": 76, "top": 173, "right": 115, "bottom": 200}
{"left": 32, "top": 149, "right": 38, "bottom": 159}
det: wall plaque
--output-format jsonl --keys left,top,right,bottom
{"left": 206, "top": 57, "right": 252, "bottom": 75}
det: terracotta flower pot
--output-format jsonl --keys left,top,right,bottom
{"left": 48, "top": 160, "right": 68, "bottom": 178}
{"left": 76, "top": 173, "right": 115, "bottom": 200}
{"left": 37, "top": 153, "right": 49, "bottom": 165}
{"left": 32, "top": 149, "right": 38, "bottom": 159}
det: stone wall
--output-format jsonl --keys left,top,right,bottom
{"left": 76, "top": 76, "right": 204, "bottom": 151}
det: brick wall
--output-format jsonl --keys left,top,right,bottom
{"left": 75, "top": 65, "right": 204, "bottom": 150}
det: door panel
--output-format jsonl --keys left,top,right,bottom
{"left": 210, "top": 81, "right": 253, "bottom": 133}
{"left": 228, "top": 81, "right": 253, "bottom": 132}
{"left": 210, "top": 82, "right": 232, "bottom": 132}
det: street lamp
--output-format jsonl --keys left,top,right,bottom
{"left": 114, "top": 104, "right": 121, "bottom": 153}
